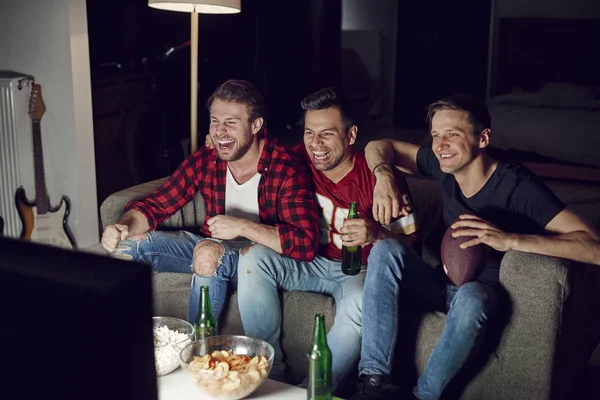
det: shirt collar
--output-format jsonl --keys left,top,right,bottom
{"left": 256, "top": 129, "right": 274, "bottom": 174}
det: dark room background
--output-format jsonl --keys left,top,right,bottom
{"left": 87, "top": 0, "right": 493, "bottom": 204}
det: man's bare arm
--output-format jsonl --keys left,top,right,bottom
{"left": 365, "top": 139, "right": 421, "bottom": 224}
{"left": 240, "top": 222, "right": 283, "bottom": 253}
{"left": 364, "top": 139, "right": 421, "bottom": 175}
{"left": 101, "top": 209, "right": 151, "bottom": 252}
{"left": 117, "top": 209, "right": 151, "bottom": 237}
{"left": 454, "top": 210, "right": 600, "bottom": 265}
{"left": 510, "top": 230, "right": 600, "bottom": 265}
{"left": 512, "top": 209, "right": 600, "bottom": 265}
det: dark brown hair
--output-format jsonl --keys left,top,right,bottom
{"left": 426, "top": 94, "right": 491, "bottom": 134}
{"left": 207, "top": 79, "right": 268, "bottom": 131}
{"left": 301, "top": 87, "right": 355, "bottom": 130}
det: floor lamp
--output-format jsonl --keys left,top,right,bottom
{"left": 148, "top": 0, "right": 241, "bottom": 153}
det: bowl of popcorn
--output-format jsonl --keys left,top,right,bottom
{"left": 179, "top": 335, "right": 274, "bottom": 400}
{"left": 153, "top": 316, "right": 194, "bottom": 376}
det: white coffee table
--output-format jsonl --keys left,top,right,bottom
{"left": 158, "top": 368, "right": 308, "bottom": 399}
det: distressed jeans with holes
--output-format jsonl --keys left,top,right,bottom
{"left": 236, "top": 243, "right": 365, "bottom": 390}
{"left": 112, "top": 230, "right": 243, "bottom": 323}
{"left": 361, "top": 238, "right": 498, "bottom": 400}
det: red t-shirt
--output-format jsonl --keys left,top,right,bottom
{"left": 292, "top": 145, "right": 417, "bottom": 264}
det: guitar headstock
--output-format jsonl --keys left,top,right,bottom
{"left": 29, "top": 83, "right": 46, "bottom": 121}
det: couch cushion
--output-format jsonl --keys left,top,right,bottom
{"left": 151, "top": 272, "right": 336, "bottom": 384}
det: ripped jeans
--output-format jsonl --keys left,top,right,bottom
{"left": 113, "top": 230, "right": 244, "bottom": 323}
{"left": 236, "top": 244, "right": 365, "bottom": 389}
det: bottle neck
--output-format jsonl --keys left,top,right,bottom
{"left": 348, "top": 202, "right": 358, "bottom": 219}
{"left": 312, "top": 314, "right": 327, "bottom": 345}
{"left": 197, "top": 287, "right": 215, "bottom": 321}
{"left": 200, "top": 288, "right": 211, "bottom": 313}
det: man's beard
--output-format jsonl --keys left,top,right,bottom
{"left": 216, "top": 134, "right": 254, "bottom": 162}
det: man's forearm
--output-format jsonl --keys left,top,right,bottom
{"left": 365, "top": 140, "right": 396, "bottom": 170}
{"left": 511, "top": 231, "right": 600, "bottom": 265}
{"left": 365, "top": 139, "right": 420, "bottom": 175}
{"left": 117, "top": 210, "right": 151, "bottom": 236}
{"left": 240, "top": 222, "right": 282, "bottom": 254}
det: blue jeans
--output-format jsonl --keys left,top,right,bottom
{"left": 361, "top": 238, "right": 497, "bottom": 400}
{"left": 112, "top": 230, "right": 241, "bottom": 323}
{"left": 236, "top": 244, "right": 365, "bottom": 390}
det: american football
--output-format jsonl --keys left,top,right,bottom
{"left": 441, "top": 219, "right": 488, "bottom": 286}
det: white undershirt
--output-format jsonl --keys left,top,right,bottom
{"left": 225, "top": 167, "right": 261, "bottom": 224}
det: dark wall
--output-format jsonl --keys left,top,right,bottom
{"left": 87, "top": 0, "right": 341, "bottom": 134}
{"left": 86, "top": 0, "right": 342, "bottom": 204}
{"left": 394, "top": 0, "right": 491, "bottom": 128}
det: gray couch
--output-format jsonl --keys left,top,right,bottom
{"left": 100, "top": 175, "right": 600, "bottom": 400}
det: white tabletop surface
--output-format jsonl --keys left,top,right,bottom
{"left": 158, "top": 368, "right": 308, "bottom": 399}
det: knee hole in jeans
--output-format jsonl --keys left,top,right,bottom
{"left": 193, "top": 240, "right": 225, "bottom": 276}
{"left": 112, "top": 233, "right": 149, "bottom": 260}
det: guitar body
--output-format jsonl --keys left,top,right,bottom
{"left": 16, "top": 83, "right": 77, "bottom": 250}
{"left": 15, "top": 187, "right": 76, "bottom": 250}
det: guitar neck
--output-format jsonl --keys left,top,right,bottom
{"left": 32, "top": 120, "right": 49, "bottom": 214}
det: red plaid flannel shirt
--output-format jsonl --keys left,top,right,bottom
{"left": 125, "top": 133, "right": 319, "bottom": 261}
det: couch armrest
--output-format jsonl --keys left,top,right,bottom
{"left": 498, "top": 251, "right": 571, "bottom": 399}
{"left": 99, "top": 177, "right": 207, "bottom": 231}
{"left": 498, "top": 250, "right": 600, "bottom": 400}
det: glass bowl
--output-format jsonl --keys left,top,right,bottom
{"left": 153, "top": 316, "right": 194, "bottom": 376}
{"left": 179, "top": 335, "right": 275, "bottom": 400}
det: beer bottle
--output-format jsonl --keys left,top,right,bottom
{"left": 307, "top": 314, "right": 332, "bottom": 400}
{"left": 194, "top": 286, "right": 218, "bottom": 340}
{"left": 341, "top": 201, "right": 362, "bottom": 275}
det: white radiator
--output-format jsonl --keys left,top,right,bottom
{"left": 0, "top": 73, "right": 35, "bottom": 239}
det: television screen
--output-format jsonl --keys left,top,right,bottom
{"left": 0, "top": 237, "right": 158, "bottom": 400}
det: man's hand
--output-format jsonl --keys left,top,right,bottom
{"left": 205, "top": 134, "right": 214, "bottom": 149}
{"left": 372, "top": 169, "right": 410, "bottom": 225}
{"left": 207, "top": 215, "right": 247, "bottom": 240}
{"left": 451, "top": 214, "right": 518, "bottom": 252}
{"left": 340, "top": 217, "right": 382, "bottom": 247}
{"left": 101, "top": 224, "right": 130, "bottom": 253}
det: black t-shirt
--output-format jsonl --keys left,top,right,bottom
{"left": 417, "top": 147, "right": 566, "bottom": 285}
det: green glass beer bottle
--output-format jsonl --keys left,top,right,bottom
{"left": 342, "top": 201, "right": 362, "bottom": 275}
{"left": 307, "top": 314, "right": 332, "bottom": 400}
{"left": 194, "top": 286, "right": 218, "bottom": 340}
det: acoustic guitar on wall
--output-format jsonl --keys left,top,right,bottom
{"left": 15, "top": 83, "right": 76, "bottom": 250}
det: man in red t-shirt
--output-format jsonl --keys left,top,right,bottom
{"left": 235, "top": 87, "right": 418, "bottom": 391}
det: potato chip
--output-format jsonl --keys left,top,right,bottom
{"left": 185, "top": 348, "right": 271, "bottom": 399}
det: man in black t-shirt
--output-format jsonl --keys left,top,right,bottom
{"left": 350, "top": 94, "right": 600, "bottom": 400}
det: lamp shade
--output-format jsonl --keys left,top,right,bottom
{"left": 148, "top": 0, "right": 240, "bottom": 14}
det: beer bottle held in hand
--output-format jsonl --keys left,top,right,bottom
{"left": 307, "top": 314, "right": 332, "bottom": 400}
{"left": 342, "top": 201, "right": 362, "bottom": 275}
{"left": 194, "top": 286, "right": 218, "bottom": 340}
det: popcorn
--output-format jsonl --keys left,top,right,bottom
{"left": 154, "top": 325, "right": 191, "bottom": 376}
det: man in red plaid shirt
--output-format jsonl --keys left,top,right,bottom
{"left": 100, "top": 80, "right": 319, "bottom": 323}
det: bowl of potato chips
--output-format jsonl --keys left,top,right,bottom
{"left": 179, "top": 335, "right": 274, "bottom": 400}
